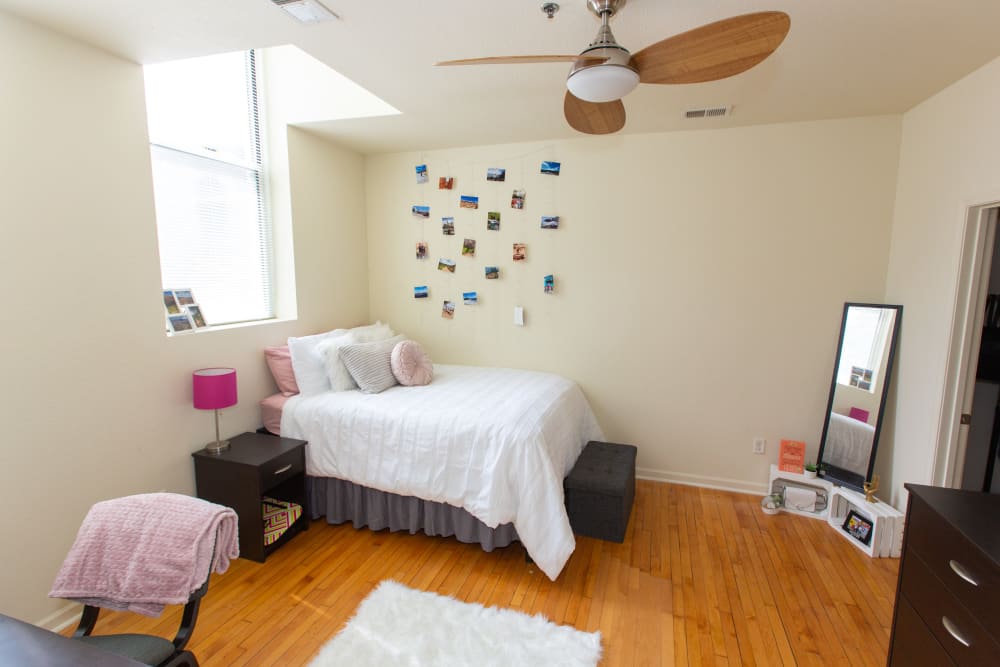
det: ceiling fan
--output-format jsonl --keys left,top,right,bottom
{"left": 436, "top": 0, "right": 790, "bottom": 135}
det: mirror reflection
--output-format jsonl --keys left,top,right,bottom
{"left": 817, "top": 303, "right": 902, "bottom": 492}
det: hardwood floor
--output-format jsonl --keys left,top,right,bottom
{"left": 74, "top": 481, "right": 900, "bottom": 665}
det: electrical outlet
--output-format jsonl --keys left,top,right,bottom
{"left": 752, "top": 437, "right": 766, "bottom": 455}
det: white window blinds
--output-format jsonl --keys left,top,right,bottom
{"left": 145, "top": 50, "right": 273, "bottom": 326}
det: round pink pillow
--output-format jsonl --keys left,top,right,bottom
{"left": 390, "top": 340, "right": 433, "bottom": 386}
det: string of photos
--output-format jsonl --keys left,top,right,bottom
{"left": 410, "top": 157, "right": 563, "bottom": 326}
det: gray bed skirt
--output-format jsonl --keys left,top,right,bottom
{"left": 306, "top": 476, "right": 519, "bottom": 552}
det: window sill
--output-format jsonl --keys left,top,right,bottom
{"left": 166, "top": 316, "right": 296, "bottom": 337}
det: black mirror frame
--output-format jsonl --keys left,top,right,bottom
{"left": 816, "top": 302, "right": 903, "bottom": 492}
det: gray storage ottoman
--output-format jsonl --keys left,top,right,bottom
{"left": 564, "top": 440, "right": 637, "bottom": 543}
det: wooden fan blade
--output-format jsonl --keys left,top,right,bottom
{"left": 632, "top": 11, "right": 790, "bottom": 85}
{"left": 564, "top": 92, "right": 625, "bottom": 135}
{"left": 436, "top": 55, "right": 606, "bottom": 66}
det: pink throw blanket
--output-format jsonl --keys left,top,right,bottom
{"left": 50, "top": 493, "right": 239, "bottom": 616}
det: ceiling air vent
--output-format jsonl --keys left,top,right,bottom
{"left": 271, "top": 0, "right": 339, "bottom": 24}
{"left": 685, "top": 106, "right": 732, "bottom": 119}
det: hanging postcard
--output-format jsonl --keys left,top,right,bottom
{"left": 438, "top": 258, "right": 456, "bottom": 273}
{"left": 416, "top": 241, "right": 428, "bottom": 259}
{"left": 513, "top": 243, "right": 526, "bottom": 262}
{"left": 460, "top": 195, "right": 479, "bottom": 209}
{"left": 463, "top": 291, "right": 478, "bottom": 305}
{"left": 442, "top": 300, "right": 455, "bottom": 319}
{"left": 544, "top": 275, "right": 555, "bottom": 294}
{"left": 541, "top": 215, "right": 560, "bottom": 229}
{"left": 439, "top": 176, "right": 454, "bottom": 189}
{"left": 462, "top": 238, "right": 476, "bottom": 256}
{"left": 540, "top": 161, "right": 561, "bottom": 175}
{"left": 412, "top": 205, "right": 430, "bottom": 218}
{"left": 415, "top": 164, "right": 428, "bottom": 184}
{"left": 487, "top": 211, "right": 500, "bottom": 231}
{"left": 442, "top": 217, "right": 455, "bottom": 235}
{"left": 414, "top": 285, "right": 429, "bottom": 299}
{"left": 485, "top": 266, "right": 499, "bottom": 280}
{"left": 511, "top": 189, "right": 525, "bottom": 209}
{"left": 486, "top": 167, "right": 506, "bottom": 182}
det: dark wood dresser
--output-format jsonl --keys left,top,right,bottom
{"left": 887, "top": 484, "right": 1000, "bottom": 666}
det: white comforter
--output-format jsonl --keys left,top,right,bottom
{"left": 280, "top": 364, "right": 605, "bottom": 580}
{"left": 824, "top": 412, "right": 875, "bottom": 475}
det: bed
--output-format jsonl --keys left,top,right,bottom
{"left": 275, "top": 364, "right": 604, "bottom": 580}
{"left": 823, "top": 411, "right": 875, "bottom": 476}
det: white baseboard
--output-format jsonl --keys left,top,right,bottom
{"left": 36, "top": 601, "right": 82, "bottom": 632}
{"left": 637, "top": 467, "right": 769, "bottom": 496}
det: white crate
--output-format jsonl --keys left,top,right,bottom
{"left": 826, "top": 486, "right": 903, "bottom": 558}
{"left": 767, "top": 464, "right": 833, "bottom": 520}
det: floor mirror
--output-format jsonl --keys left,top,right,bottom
{"left": 816, "top": 303, "right": 902, "bottom": 492}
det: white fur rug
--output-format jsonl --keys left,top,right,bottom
{"left": 308, "top": 580, "right": 602, "bottom": 666}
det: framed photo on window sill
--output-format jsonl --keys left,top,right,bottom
{"left": 186, "top": 304, "right": 207, "bottom": 328}
{"left": 167, "top": 313, "right": 196, "bottom": 334}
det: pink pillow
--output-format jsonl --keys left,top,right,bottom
{"left": 390, "top": 340, "right": 433, "bottom": 386}
{"left": 264, "top": 345, "right": 299, "bottom": 396}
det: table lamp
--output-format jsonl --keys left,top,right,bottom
{"left": 193, "top": 367, "right": 237, "bottom": 454}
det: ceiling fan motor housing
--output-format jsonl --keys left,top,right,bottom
{"left": 567, "top": 2, "right": 638, "bottom": 103}
{"left": 567, "top": 46, "right": 639, "bottom": 103}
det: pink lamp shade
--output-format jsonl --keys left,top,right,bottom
{"left": 192, "top": 368, "right": 238, "bottom": 410}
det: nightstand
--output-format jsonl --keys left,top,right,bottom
{"left": 192, "top": 431, "right": 308, "bottom": 562}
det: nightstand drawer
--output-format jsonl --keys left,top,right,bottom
{"left": 903, "top": 551, "right": 1000, "bottom": 667}
{"left": 907, "top": 495, "right": 1000, "bottom": 633}
{"left": 260, "top": 447, "right": 304, "bottom": 487}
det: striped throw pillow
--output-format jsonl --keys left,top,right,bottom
{"left": 339, "top": 335, "right": 406, "bottom": 394}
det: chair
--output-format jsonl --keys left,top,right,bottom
{"left": 70, "top": 571, "right": 209, "bottom": 667}
{"left": 50, "top": 493, "right": 239, "bottom": 667}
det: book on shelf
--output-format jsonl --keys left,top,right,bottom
{"left": 778, "top": 439, "right": 806, "bottom": 473}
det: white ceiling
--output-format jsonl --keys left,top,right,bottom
{"left": 4, "top": 0, "right": 1000, "bottom": 154}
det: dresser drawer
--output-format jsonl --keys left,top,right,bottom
{"left": 890, "top": 597, "right": 957, "bottom": 667}
{"left": 907, "top": 495, "right": 1000, "bottom": 633}
{"left": 259, "top": 446, "right": 304, "bottom": 489}
{"left": 902, "top": 550, "right": 1000, "bottom": 667}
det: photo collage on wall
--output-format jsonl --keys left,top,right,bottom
{"left": 163, "top": 289, "right": 207, "bottom": 333}
{"left": 411, "top": 159, "right": 562, "bottom": 324}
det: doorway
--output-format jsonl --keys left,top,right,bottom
{"left": 952, "top": 206, "right": 1000, "bottom": 493}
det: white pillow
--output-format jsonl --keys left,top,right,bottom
{"left": 340, "top": 335, "right": 407, "bottom": 394}
{"left": 318, "top": 321, "right": 397, "bottom": 392}
{"left": 317, "top": 331, "right": 360, "bottom": 392}
{"left": 351, "top": 321, "right": 395, "bottom": 343}
{"left": 287, "top": 328, "right": 348, "bottom": 395}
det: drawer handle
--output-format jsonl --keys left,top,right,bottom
{"left": 949, "top": 559, "right": 980, "bottom": 587}
{"left": 273, "top": 464, "right": 292, "bottom": 475}
{"left": 941, "top": 616, "right": 971, "bottom": 648}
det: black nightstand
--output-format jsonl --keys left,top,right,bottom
{"left": 192, "top": 432, "right": 308, "bottom": 562}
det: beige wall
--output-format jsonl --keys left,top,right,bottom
{"left": 885, "top": 55, "right": 1000, "bottom": 505}
{"left": 0, "top": 13, "right": 367, "bottom": 624}
{"left": 365, "top": 118, "right": 902, "bottom": 493}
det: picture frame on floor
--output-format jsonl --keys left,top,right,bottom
{"left": 842, "top": 509, "right": 873, "bottom": 545}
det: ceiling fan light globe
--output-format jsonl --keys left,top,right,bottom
{"left": 566, "top": 64, "right": 639, "bottom": 103}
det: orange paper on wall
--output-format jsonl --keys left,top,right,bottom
{"left": 778, "top": 439, "right": 806, "bottom": 473}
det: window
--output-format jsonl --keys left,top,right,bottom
{"left": 836, "top": 307, "right": 893, "bottom": 392}
{"left": 145, "top": 50, "right": 273, "bottom": 327}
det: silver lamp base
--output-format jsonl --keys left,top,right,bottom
{"left": 204, "top": 439, "right": 231, "bottom": 455}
